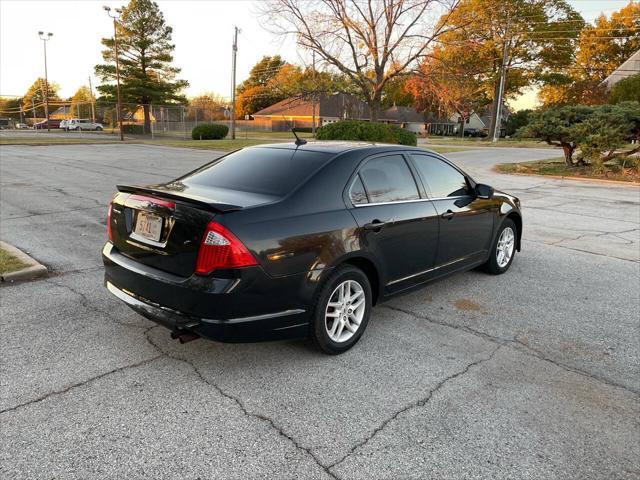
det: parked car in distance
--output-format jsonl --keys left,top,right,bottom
{"left": 463, "top": 128, "right": 484, "bottom": 137}
{"left": 15, "top": 123, "right": 29, "bottom": 129}
{"left": 103, "top": 142, "right": 522, "bottom": 354}
{"left": 34, "top": 119, "right": 62, "bottom": 129}
{"left": 67, "top": 118, "right": 103, "bottom": 131}
{"left": 60, "top": 119, "right": 68, "bottom": 130}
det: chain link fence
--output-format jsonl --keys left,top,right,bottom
{"left": 2, "top": 101, "right": 298, "bottom": 137}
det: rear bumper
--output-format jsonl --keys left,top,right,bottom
{"left": 102, "top": 242, "right": 311, "bottom": 342}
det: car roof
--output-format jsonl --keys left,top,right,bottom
{"left": 252, "top": 141, "right": 429, "bottom": 155}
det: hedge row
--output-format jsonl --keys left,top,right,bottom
{"left": 192, "top": 123, "right": 229, "bottom": 140}
{"left": 122, "top": 124, "right": 144, "bottom": 135}
{"left": 316, "top": 120, "right": 417, "bottom": 146}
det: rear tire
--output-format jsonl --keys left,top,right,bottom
{"left": 310, "top": 265, "right": 372, "bottom": 354}
{"left": 482, "top": 218, "right": 517, "bottom": 275}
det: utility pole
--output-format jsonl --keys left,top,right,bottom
{"left": 493, "top": 15, "right": 510, "bottom": 143}
{"left": 231, "top": 26, "right": 239, "bottom": 140}
{"left": 38, "top": 31, "right": 53, "bottom": 132}
{"left": 312, "top": 51, "right": 317, "bottom": 136}
{"left": 104, "top": 6, "right": 124, "bottom": 141}
{"left": 88, "top": 76, "right": 96, "bottom": 123}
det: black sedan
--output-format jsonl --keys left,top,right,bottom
{"left": 103, "top": 142, "right": 521, "bottom": 354}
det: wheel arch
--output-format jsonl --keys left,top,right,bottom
{"left": 505, "top": 211, "right": 522, "bottom": 251}
{"left": 341, "top": 256, "right": 381, "bottom": 305}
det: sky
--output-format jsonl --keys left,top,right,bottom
{"left": 0, "top": 0, "right": 632, "bottom": 110}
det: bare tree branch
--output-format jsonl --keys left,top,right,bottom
{"left": 261, "top": 0, "right": 460, "bottom": 120}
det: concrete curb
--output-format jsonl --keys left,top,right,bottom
{"left": 0, "top": 241, "right": 47, "bottom": 283}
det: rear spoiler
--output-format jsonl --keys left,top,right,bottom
{"left": 116, "top": 184, "right": 243, "bottom": 213}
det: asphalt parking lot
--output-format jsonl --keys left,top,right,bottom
{"left": 1, "top": 143, "right": 638, "bottom": 479}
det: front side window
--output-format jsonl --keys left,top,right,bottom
{"left": 359, "top": 155, "right": 420, "bottom": 204}
{"left": 410, "top": 154, "right": 469, "bottom": 198}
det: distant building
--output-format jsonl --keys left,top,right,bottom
{"left": 50, "top": 105, "right": 72, "bottom": 119}
{"left": 252, "top": 93, "right": 369, "bottom": 131}
{"left": 449, "top": 105, "right": 511, "bottom": 136}
{"left": 380, "top": 105, "right": 426, "bottom": 134}
{"left": 602, "top": 49, "right": 640, "bottom": 89}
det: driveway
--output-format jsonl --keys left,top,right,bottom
{"left": 1, "top": 144, "right": 638, "bottom": 479}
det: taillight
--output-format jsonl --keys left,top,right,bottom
{"left": 107, "top": 203, "right": 114, "bottom": 241}
{"left": 195, "top": 221, "right": 257, "bottom": 275}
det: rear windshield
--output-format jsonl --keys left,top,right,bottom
{"left": 181, "top": 147, "right": 332, "bottom": 196}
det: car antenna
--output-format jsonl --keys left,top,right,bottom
{"left": 292, "top": 128, "right": 307, "bottom": 146}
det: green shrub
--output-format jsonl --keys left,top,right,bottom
{"left": 316, "top": 120, "right": 417, "bottom": 146}
{"left": 192, "top": 123, "right": 229, "bottom": 140}
{"left": 122, "top": 124, "right": 144, "bottom": 135}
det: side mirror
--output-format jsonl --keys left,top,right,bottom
{"left": 475, "top": 183, "right": 494, "bottom": 199}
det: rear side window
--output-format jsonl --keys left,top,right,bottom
{"left": 182, "top": 148, "right": 332, "bottom": 196}
{"left": 410, "top": 154, "right": 469, "bottom": 198}
{"left": 359, "top": 155, "right": 419, "bottom": 204}
{"left": 349, "top": 175, "right": 368, "bottom": 205}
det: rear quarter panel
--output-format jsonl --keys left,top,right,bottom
{"left": 220, "top": 150, "right": 369, "bottom": 278}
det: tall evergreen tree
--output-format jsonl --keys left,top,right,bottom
{"left": 95, "top": 0, "right": 187, "bottom": 134}
{"left": 23, "top": 78, "right": 61, "bottom": 118}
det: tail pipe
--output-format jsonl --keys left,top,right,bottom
{"left": 171, "top": 330, "right": 200, "bottom": 344}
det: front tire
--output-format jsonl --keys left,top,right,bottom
{"left": 482, "top": 218, "right": 517, "bottom": 275}
{"left": 310, "top": 265, "right": 372, "bottom": 354}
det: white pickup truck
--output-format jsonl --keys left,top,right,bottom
{"left": 66, "top": 118, "right": 103, "bottom": 131}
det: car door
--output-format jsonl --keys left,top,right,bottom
{"left": 347, "top": 153, "right": 440, "bottom": 292}
{"left": 408, "top": 153, "right": 494, "bottom": 273}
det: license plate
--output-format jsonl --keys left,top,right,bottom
{"left": 134, "top": 211, "right": 163, "bottom": 242}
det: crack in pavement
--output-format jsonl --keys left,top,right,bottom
{"left": 547, "top": 227, "right": 639, "bottom": 247}
{"left": 0, "top": 352, "right": 163, "bottom": 415}
{"left": 141, "top": 328, "right": 339, "bottom": 480}
{"left": 1, "top": 205, "right": 105, "bottom": 221}
{"left": 381, "top": 304, "right": 640, "bottom": 396}
{"left": 523, "top": 238, "right": 639, "bottom": 263}
{"left": 522, "top": 205, "right": 640, "bottom": 225}
{"left": 326, "top": 345, "right": 503, "bottom": 475}
{"left": 44, "top": 277, "right": 149, "bottom": 329}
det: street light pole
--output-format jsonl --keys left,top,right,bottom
{"left": 104, "top": 6, "right": 124, "bottom": 141}
{"left": 88, "top": 75, "right": 96, "bottom": 124}
{"left": 38, "top": 31, "right": 53, "bottom": 132}
{"left": 231, "top": 26, "right": 239, "bottom": 140}
{"left": 493, "top": 14, "right": 511, "bottom": 143}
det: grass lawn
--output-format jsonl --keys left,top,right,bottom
{"left": 422, "top": 146, "right": 465, "bottom": 154}
{"left": 0, "top": 137, "right": 120, "bottom": 146}
{"left": 2, "top": 134, "right": 465, "bottom": 154}
{"left": 426, "top": 138, "right": 557, "bottom": 149}
{"left": 141, "top": 139, "right": 275, "bottom": 151}
{"left": 497, "top": 157, "right": 640, "bottom": 183}
{"left": 0, "top": 248, "right": 29, "bottom": 275}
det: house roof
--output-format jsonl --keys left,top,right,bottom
{"left": 603, "top": 49, "right": 640, "bottom": 88}
{"left": 51, "top": 106, "right": 71, "bottom": 115}
{"left": 381, "top": 105, "right": 424, "bottom": 123}
{"left": 253, "top": 93, "right": 370, "bottom": 119}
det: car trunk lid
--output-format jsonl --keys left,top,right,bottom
{"left": 109, "top": 184, "right": 275, "bottom": 277}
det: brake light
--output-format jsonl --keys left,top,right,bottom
{"left": 128, "top": 194, "right": 175, "bottom": 210}
{"left": 107, "top": 203, "right": 114, "bottom": 241}
{"left": 195, "top": 221, "right": 257, "bottom": 275}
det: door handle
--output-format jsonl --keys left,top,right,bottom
{"left": 441, "top": 210, "right": 455, "bottom": 220}
{"left": 364, "top": 220, "right": 387, "bottom": 231}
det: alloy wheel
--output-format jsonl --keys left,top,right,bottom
{"left": 325, "top": 280, "right": 366, "bottom": 343}
{"left": 496, "top": 226, "right": 515, "bottom": 268}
